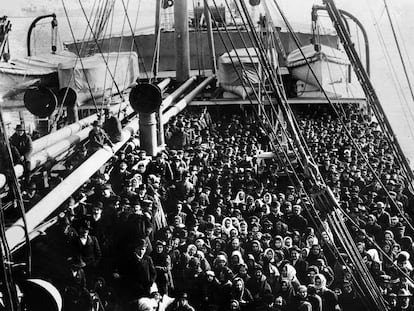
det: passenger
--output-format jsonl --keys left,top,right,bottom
{"left": 9, "top": 124, "right": 32, "bottom": 185}
{"left": 116, "top": 238, "right": 156, "bottom": 301}
{"left": 87, "top": 120, "right": 114, "bottom": 155}
{"left": 69, "top": 220, "right": 102, "bottom": 288}
{"left": 102, "top": 111, "right": 123, "bottom": 143}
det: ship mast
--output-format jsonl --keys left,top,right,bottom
{"left": 174, "top": 0, "right": 190, "bottom": 82}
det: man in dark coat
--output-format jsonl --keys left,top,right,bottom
{"left": 117, "top": 238, "right": 157, "bottom": 301}
{"left": 146, "top": 152, "right": 174, "bottom": 184}
{"left": 70, "top": 220, "right": 102, "bottom": 287}
{"left": 87, "top": 120, "right": 113, "bottom": 155}
{"left": 9, "top": 124, "right": 32, "bottom": 164}
{"left": 103, "top": 112, "right": 123, "bottom": 143}
{"left": 110, "top": 161, "right": 131, "bottom": 194}
{"left": 9, "top": 124, "right": 33, "bottom": 184}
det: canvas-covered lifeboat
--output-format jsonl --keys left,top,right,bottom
{"left": 287, "top": 44, "right": 353, "bottom": 97}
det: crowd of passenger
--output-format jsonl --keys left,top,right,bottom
{"left": 12, "top": 105, "right": 414, "bottom": 311}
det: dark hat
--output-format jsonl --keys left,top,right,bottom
{"left": 93, "top": 201, "right": 104, "bottom": 209}
{"left": 68, "top": 256, "right": 86, "bottom": 268}
{"left": 15, "top": 124, "right": 25, "bottom": 131}
{"left": 135, "top": 238, "right": 148, "bottom": 249}
{"left": 78, "top": 219, "right": 91, "bottom": 230}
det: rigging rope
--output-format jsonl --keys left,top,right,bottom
{"left": 206, "top": 5, "right": 378, "bottom": 303}
{"left": 368, "top": 8, "right": 414, "bottom": 138}
{"left": 210, "top": 0, "right": 308, "bottom": 176}
{"left": 77, "top": 0, "right": 124, "bottom": 100}
{"left": 278, "top": 0, "right": 414, "bottom": 235}
{"left": 324, "top": 0, "right": 414, "bottom": 194}
{"left": 100, "top": 0, "right": 116, "bottom": 111}
{"left": 383, "top": 0, "right": 414, "bottom": 103}
{"left": 61, "top": 0, "right": 100, "bottom": 114}
{"left": 120, "top": 0, "right": 149, "bottom": 79}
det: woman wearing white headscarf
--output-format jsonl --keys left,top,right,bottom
{"left": 314, "top": 273, "right": 339, "bottom": 311}
{"left": 222, "top": 217, "right": 236, "bottom": 237}
{"left": 262, "top": 248, "right": 280, "bottom": 289}
{"left": 230, "top": 250, "right": 246, "bottom": 273}
{"left": 233, "top": 190, "right": 246, "bottom": 206}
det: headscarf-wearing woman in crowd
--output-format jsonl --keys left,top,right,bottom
{"left": 314, "top": 273, "right": 340, "bottom": 311}
{"left": 230, "top": 251, "right": 246, "bottom": 274}
{"left": 273, "top": 235, "right": 289, "bottom": 260}
{"left": 380, "top": 240, "right": 395, "bottom": 274}
{"left": 238, "top": 221, "right": 249, "bottom": 243}
{"left": 262, "top": 248, "right": 281, "bottom": 290}
{"left": 151, "top": 240, "right": 173, "bottom": 296}
{"left": 280, "top": 261, "right": 301, "bottom": 291}
{"left": 199, "top": 270, "right": 221, "bottom": 311}
{"left": 283, "top": 237, "right": 293, "bottom": 250}
{"left": 222, "top": 217, "right": 236, "bottom": 237}
{"left": 304, "top": 232, "right": 319, "bottom": 250}
{"left": 400, "top": 235, "right": 414, "bottom": 266}
{"left": 274, "top": 278, "right": 295, "bottom": 309}
{"left": 211, "top": 238, "right": 227, "bottom": 259}
{"left": 306, "top": 244, "right": 327, "bottom": 267}
{"left": 233, "top": 191, "right": 246, "bottom": 208}
{"left": 337, "top": 281, "right": 364, "bottom": 311}
{"left": 249, "top": 240, "right": 263, "bottom": 262}
{"left": 231, "top": 217, "right": 241, "bottom": 233}
{"left": 245, "top": 264, "right": 272, "bottom": 310}
{"left": 395, "top": 251, "right": 414, "bottom": 274}
{"left": 213, "top": 253, "right": 234, "bottom": 290}
{"left": 233, "top": 263, "right": 251, "bottom": 285}
{"left": 291, "top": 285, "right": 312, "bottom": 311}
{"left": 229, "top": 277, "right": 254, "bottom": 311}
{"left": 196, "top": 250, "right": 211, "bottom": 272}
